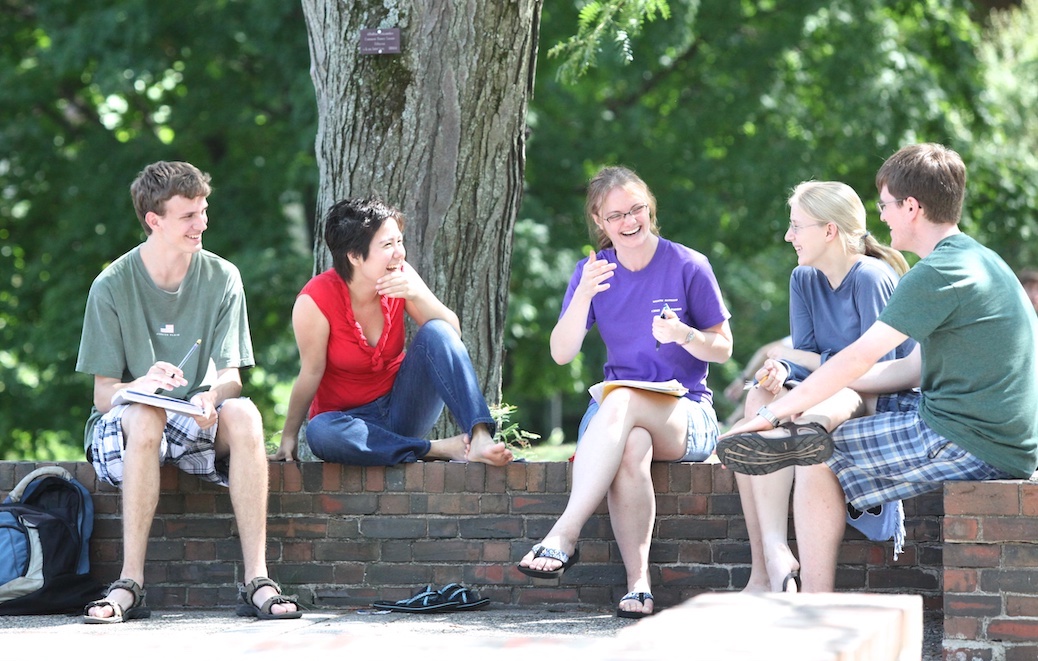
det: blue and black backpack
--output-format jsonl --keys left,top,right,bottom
{"left": 0, "top": 466, "right": 103, "bottom": 614}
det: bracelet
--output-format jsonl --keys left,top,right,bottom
{"left": 756, "top": 405, "right": 780, "bottom": 428}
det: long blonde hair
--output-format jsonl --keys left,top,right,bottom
{"left": 584, "top": 166, "right": 660, "bottom": 250}
{"left": 789, "top": 181, "right": 909, "bottom": 276}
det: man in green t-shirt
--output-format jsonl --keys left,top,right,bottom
{"left": 76, "top": 161, "right": 299, "bottom": 623}
{"left": 722, "top": 143, "right": 1038, "bottom": 592}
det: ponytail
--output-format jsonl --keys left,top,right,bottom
{"left": 863, "top": 233, "right": 909, "bottom": 276}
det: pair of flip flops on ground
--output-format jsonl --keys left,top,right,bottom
{"left": 84, "top": 576, "right": 302, "bottom": 623}
{"left": 373, "top": 583, "right": 490, "bottom": 613}
{"left": 716, "top": 421, "right": 833, "bottom": 475}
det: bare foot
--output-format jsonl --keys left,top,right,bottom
{"left": 86, "top": 586, "right": 135, "bottom": 619}
{"left": 425, "top": 433, "right": 470, "bottom": 462}
{"left": 617, "top": 588, "right": 654, "bottom": 616}
{"left": 518, "top": 536, "right": 575, "bottom": 573}
{"left": 467, "top": 427, "right": 513, "bottom": 466}
{"left": 740, "top": 579, "right": 770, "bottom": 594}
{"left": 764, "top": 545, "right": 800, "bottom": 593}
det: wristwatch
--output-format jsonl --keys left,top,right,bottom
{"left": 756, "top": 405, "right": 780, "bottom": 428}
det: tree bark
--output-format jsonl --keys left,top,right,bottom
{"left": 302, "top": 0, "right": 541, "bottom": 417}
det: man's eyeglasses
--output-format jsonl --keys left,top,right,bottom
{"left": 876, "top": 198, "right": 905, "bottom": 214}
{"left": 603, "top": 203, "right": 648, "bottom": 224}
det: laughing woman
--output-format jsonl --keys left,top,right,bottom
{"left": 271, "top": 196, "right": 512, "bottom": 467}
{"left": 517, "top": 166, "right": 732, "bottom": 618}
{"left": 717, "top": 181, "right": 916, "bottom": 593}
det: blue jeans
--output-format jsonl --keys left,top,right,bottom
{"left": 305, "top": 319, "right": 496, "bottom": 466}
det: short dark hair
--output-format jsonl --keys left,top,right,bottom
{"left": 875, "top": 143, "right": 966, "bottom": 225}
{"left": 130, "top": 161, "right": 212, "bottom": 234}
{"left": 324, "top": 196, "right": 406, "bottom": 283}
{"left": 1020, "top": 269, "right": 1038, "bottom": 287}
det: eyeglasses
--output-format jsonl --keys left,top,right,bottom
{"left": 787, "top": 221, "right": 827, "bottom": 235}
{"left": 602, "top": 203, "right": 648, "bottom": 224}
{"left": 876, "top": 198, "right": 905, "bottom": 214}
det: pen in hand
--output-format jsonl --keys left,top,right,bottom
{"left": 155, "top": 339, "right": 201, "bottom": 394}
{"left": 655, "top": 304, "right": 670, "bottom": 351}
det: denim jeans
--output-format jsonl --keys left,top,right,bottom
{"left": 305, "top": 319, "right": 496, "bottom": 466}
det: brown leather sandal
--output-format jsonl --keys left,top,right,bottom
{"left": 83, "top": 578, "right": 151, "bottom": 624}
{"left": 235, "top": 576, "right": 302, "bottom": 620}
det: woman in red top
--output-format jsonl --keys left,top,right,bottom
{"left": 271, "top": 196, "right": 512, "bottom": 466}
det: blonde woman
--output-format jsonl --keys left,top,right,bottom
{"left": 717, "top": 181, "right": 916, "bottom": 593}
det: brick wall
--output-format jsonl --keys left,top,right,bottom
{"left": 943, "top": 479, "right": 1038, "bottom": 661}
{"left": 0, "top": 459, "right": 943, "bottom": 615}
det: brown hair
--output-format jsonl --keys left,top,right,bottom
{"left": 875, "top": 143, "right": 966, "bottom": 225}
{"left": 130, "top": 161, "right": 212, "bottom": 234}
{"left": 584, "top": 166, "right": 660, "bottom": 250}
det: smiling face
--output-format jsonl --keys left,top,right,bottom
{"left": 595, "top": 186, "right": 654, "bottom": 249}
{"left": 148, "top": 195, "right": 208, "bottom": 254}
{"left": 878, "top": 185, "right": 912, "bottom": 251}
{"left": 351, "top": 217, "right": 405, "bottom": 282}
{"left": 785, "top": 202, "right": 830, "bottom": 267}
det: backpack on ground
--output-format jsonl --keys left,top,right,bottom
{"left": 0, "top": 465, "right": 104, "bottom": 615}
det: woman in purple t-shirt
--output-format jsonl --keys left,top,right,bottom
{"left": 516, "top": 166, "right": 733, "bottom": 618}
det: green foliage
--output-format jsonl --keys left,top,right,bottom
{"left": 490, "top": 402, "right": 541, "bottom": 454}
{"left": 549, "top": 0, "right": 676, "bottom": 83}
{"left": 0, "top": 1, "right": 316, "bottom": 457}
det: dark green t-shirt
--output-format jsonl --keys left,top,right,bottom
{"left": 76, "top": 246, "right": 255, "bottom": 449}
{"left": 879, "top": 233, "right": 1038, "bottom": 478}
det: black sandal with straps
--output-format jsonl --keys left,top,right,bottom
{"left": 716, "top": 421, "right": 833, "bottom": 476}
{"left": 83, "top": 578, "right": 151, "bottom": 624}
{"left": 236, "top": 577, "right": 302, "bottom": 620}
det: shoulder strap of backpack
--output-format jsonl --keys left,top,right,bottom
{"left": 6, "top": 466, "right": 75, "bottom": 503}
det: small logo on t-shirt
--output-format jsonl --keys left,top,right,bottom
{"left": 158, "top": 324, "right": 176, "bottom": 335}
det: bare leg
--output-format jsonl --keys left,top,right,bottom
{"left": 735, "top": 472, "right": 771, "bottom": 592}
{"left": 608, "top": 427, "right": 657, "bottom": 615}
{"left": 793, "top": 463, "right": 845, "bottom": 592}
{"left": 519, "top": 390, "right": 687, "bottom": 574}
{"left": 87, "top": 404, "right": 165, "bottom": 618}
{"left": 215, "top": 399, "right": 296, "bottom": 615}
{"left": 747, "top": 468, "right": 800, "bottom": 592}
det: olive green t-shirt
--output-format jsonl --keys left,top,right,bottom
{"left": 76, "top": 246, "right": 255, "bottom": 449}
{"left": 879, "top": 233, "right": 1038, "bottom": 478}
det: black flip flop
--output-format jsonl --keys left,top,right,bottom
{"left": 438, "top": 583, "right": 490, "bottom": 611}
{"left": 616, "top": 591, "right": 654, "bottom": 619}
{"left": 373, "top": 585, "right": 449, "bottom": 613}
{"left": 516, "top": 545, "right": 580, "bottom": 579}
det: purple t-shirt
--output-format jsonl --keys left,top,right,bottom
{"left": 560, "top": 238, "right": 730, "bottom": 403}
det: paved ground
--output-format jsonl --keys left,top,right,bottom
{"left": 0, "top": 603, "right": 942, "bottom": 659}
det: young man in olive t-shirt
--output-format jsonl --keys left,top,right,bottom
{"left": 75, "top": 161, "right": 299, "bottom": 623}
{"left": 722, "top": 143, "right": 1038, "bottom": 592}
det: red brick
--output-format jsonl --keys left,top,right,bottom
{"left": 1006, "top": 595, "right": 1038, "bottom": 617}
{"left": 1007, "top": 645, "right": 1038, "bottom": 661}
{"left": 982, "top": 517, "right": 1038, "bottom": 543}
{"left": 943, "top": 542, "right": 1001, "bottom": 568}
{"left": 944, "top": 615, "right": 981, "bottom": 639}
{"left": 404, "top": 462, "right": 424, "bottom": 490}
{"left": 423, "top": 462, "right": 446, "bottom": 493}
{"left": 364, "top": 466, "right": 386, "bottom": 492}
{"left": 944, "top": 481, "right": 1021, "bottom": 515}
{"left": 988, "top": 618, "right": 1038, "bottom": 641}
{"left": 279, "top": 463, "right": 302, "bottom": 492}
{"left": 943, "top": 516, "right": 980, "bottom": 541}
{"left": 944, "top": 568, "right": 979, "bottom": 592}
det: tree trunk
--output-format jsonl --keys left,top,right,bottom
{"left": 302, "top": 0, "right": 541, "bottom": 422}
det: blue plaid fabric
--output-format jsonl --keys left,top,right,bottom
{"left": 830, "top": 391, "right": 1011, "bottom": 510}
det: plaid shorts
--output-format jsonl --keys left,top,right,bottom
{"left": 577, "top": 396, "right": 718, "bottom": 463}
{"left": 90, "top": 403, "right": 231, "bottom": 488}
{"left": 829, "top": 390, "right": 1011, "bottom": 509}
